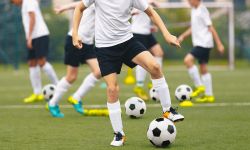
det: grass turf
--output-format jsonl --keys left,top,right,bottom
{"left": 0, "top": 62, "right": 250, "bottom": 150}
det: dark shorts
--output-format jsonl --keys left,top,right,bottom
{"left": 133, "top": 33, "right": 158, "bottom": 50}
{"left": 190, "top": 46, "right": 212, "bottom": 64}
{"left": 27, "top": 36, "right": 49, "bottom": 60}
{"left": 95, "top": 37, "right": 146, "bottom": 77}
{"left": 64, "top": 36, "right": 96, "bottom": 67}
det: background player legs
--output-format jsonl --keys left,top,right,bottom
{"left": 37, "top": 57, "right": 59, "bottom": 85}
{"left": 199, "top": 64, "right": 214, "bottom": 102}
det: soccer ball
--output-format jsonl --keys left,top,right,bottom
{"left": 147, "top": 118, "right": 177, "bottom": 147}
{"left": 149, "top": 88, "right": 160, "bottom": 102}
{"left": 175, "top": 84, "right": 193, "bottom": 102}
{"left": 42, "top": 84, "right": 56, "bottom": 101}
{"left": 124, "top": 97, "right": 146, "bottom": 118}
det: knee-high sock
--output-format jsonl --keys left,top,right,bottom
{"left": 152, "top": 77, "right": 171, "bottom": 112}
{"left": 49, "top": 77, "right": 71, "bottom": 106}
{"left": 29, "top": 66, "right": 42, "bottom": 94}
{"left": 201, "top": 73, "right": 213, "bottom": 96}
{"left": 188, "top": 65, "right": 202, "bottom": 87}
{"left": 107, "top": 101, "right": 123, "bottom": 134}
{"left": 154, "top": 56, "right": 163, "bottom": 67}
{"left": 42, "top": 62, "right": 59, "bottom": 85}
{"left": 136, "top": 65, "right": 147, "bottom": 87}
{"left": 72, "top": 73, "right": 99, "bottom": 102}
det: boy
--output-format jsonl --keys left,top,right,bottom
{"left": 47, "top": 2, "right": 101, "bottom": 117}
{"left": 11, "top": 0, "right": 58, "bottom": 103}
{"left": 73, "top": 0, "right": 184, "bottom": 146}
{"left": 178, "top": 0, "right": 224, "bottom": 104}
{"left": 132, "top": 0, "right": 164, "bottom": 100}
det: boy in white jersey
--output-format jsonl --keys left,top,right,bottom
{"left": 73, "top": 0, "right": 184, "bottom": 146}
{"left": 178, "top": 0, "right": 224, "bottom": 104}
{"left": 47, "top": 2, "right": 101, "bottom": 117}
{"left": 11, "top": 0, "right": 58, "bottom": 103}
{"left": 132, "top": 0, "right": 164, "bottom": 100}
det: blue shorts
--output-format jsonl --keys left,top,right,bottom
{"left": 95, "top": 37, "right": 146, "bottom": 77}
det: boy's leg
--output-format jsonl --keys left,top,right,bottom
{"left": 184, "top": 53, "right": 205, "bottom": 97}
{"left": 132, "top": 51, "right": 184, "bottom": 122}
{"left": 104, "top": 73, "right": 125, "bottom": 146}
{"left": 48, "top": 66, "right": 77, "bottom": 117}
{"left": 38, "top": 57, "right": 59, "bottom": 85}
{"left": 134, "top": 65, "right": 148, "bottom": 100}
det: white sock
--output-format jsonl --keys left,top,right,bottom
{"left": 49, "top": 77, "right": 71, "bottom": 106}
{"left": 154, "top": 56, "right": 163, "bottom": 67}
{"left": 107, "top": 101, "right": 123, "bottom": 134}
{"left": 152, "top": 77, "right": 171, "bottom": 112}
{"left": 136, "top": 65, "right": 147, "bottom": 87}
{"left": 201, "top": 73, "right": 213, "bottom": 96}
{"left": 188, "top": 65, "right": 202, "bottom": 87}
{"left": 42, "top": 62, "right": 59, "bottom": 85}
{"left": 29, "top": 66, "right": 42, "bottom": 94}
{"left": 72, "top": 73, "right": 99, "bottom": 102}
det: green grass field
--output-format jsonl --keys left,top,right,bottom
{"left": 0, "top": 62, "right": 250, "bottom": 150}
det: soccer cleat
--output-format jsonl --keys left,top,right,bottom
{"left": 191, "top": 86, "right": 205, "bottom": 98}
{"left": 163, "top": 107, "right": 184, "bottom": 122}
{"left": 196, "top": 95, "right": 215, "bottom": 103}
{"left": 23, "top": 94, "right": 44, "bottom": 103}
{"left": 179, "top": 100, "right": 194, "bottom": 107}
{"left": 133, "top": 86, "right": 149, "bottom": 101}
{"left": 110, "top": 132, "right": 126, "bottom": 147}
{"left": 67, "top": 96, "right": 84, "bottom": 115}
{"left": 48, "top": 105, "right": 64, "bottom": 118}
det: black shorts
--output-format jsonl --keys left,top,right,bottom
{"left": 64, "top": 36, "right": 96, "bottom": 67}
{"left": 133, "top": 33, "right": 158, "bottom": 50}
{"left": 95, "top": 37, "right": 146, "bottom": 77}
{"left": 27, "top": 36, "right": 49, "bottom": 60}
{"left": 190, "top": 46, "right": 212, "bottom": 64}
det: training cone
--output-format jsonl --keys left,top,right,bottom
{"left": 124, "top": 68, "right": 135, "bottom": 85}
{"left": 84, "top": 109, "right": 109, "bottom": 116}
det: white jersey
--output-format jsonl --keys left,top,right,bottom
{"left": 68, "top": 5, "right": 95, "bottom": 45}
{"left": 131, "top": 10, "right": 151, "bottom": 35}
{"left": 191, "top": 3, "right": 214, "bottom": 48}
{"left": 21, "top": 0, "right": 49, "bottom": 39}
{"left": 82, "top": 0, "right": 149, "bottom": 48}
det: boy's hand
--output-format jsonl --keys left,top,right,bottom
{"left": 177, "top": 35, "right": 184, "bottom": 43}
{"left": 27, "top": 37, "right": 33, "bottom": 49}
{"left": 166, "top": 35, "right": 181, "bottom": 48}
{"left": 72, "top": 35, "right": 83, "bottom": 49}
{"left": 217, "top": 43, "right": 225, "bottom": 54}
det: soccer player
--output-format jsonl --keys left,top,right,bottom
{"left": 11, "top": 0, "right": 59, "bottom": 103}
{"left": 132, "top": 0, "right": 164, "bottom": 101}
{"left": 47, "top": 2, "right": 101, "bottom": 117}
{"left": 73, "top": 0, "right": 184, "bottom": 146}
{"left": 178, "top": 0, "right": 224, "bottom": 103}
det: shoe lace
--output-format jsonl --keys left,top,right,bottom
{"left": 170, "top": 107, "right": 179, "bottom": 115}
{"left": 114, "top": 132, "right": 123, "bottom": 141}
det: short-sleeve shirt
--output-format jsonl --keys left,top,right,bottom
{"left": 131, "top": 10, "right": 151, "bottom": 35}
{"left": 191, "top": 3, "right": 214, "bottom": 48}
{"left": 82, "top": 0, "right": 149, "bottom": 48}
{"left": 68, "top": 5, "right": 95, "bottom": 45}
{"left": 21, "top": 0, "right": 49, "bottom": 39}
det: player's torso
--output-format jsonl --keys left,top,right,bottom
{"left": 21, "top": 0, "right": 49, "bottom": 39}
{"left": 131, "top": 11, "right": 151, "bottom": 35}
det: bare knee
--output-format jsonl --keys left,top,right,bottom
{"left": 184, "top": 55, "right": 194, "bottom": 68}
{"left": 28, "top": 60, "right": 37, "bottom": 67}
{"left": 65, "top": 73, "right": 78, "bottom": 84}
{"left": 37, "top": 58, "right": 46, "bottom": 67}
{"left": 149, "top": 62, "right": 162, "bottom": 79}
{"left": 150, "top": 44, "right": 164, "bottom": 57}
{"left": 92, "top": 69, "right": 102, "bottom": 79}
{"left": 107, "top": 84, "right": 119, "bottom": 102}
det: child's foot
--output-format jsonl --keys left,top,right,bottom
{"left": 191, "top": 86, "right": 205, "bottom": 98}
{"left": 48, "top": 105, "right": 64, "bottom": 118}
{"left": 133, "top": 86, "right": 149, "bottom": 101}
{"left": 110, "top": 132, "right": 126, "bottom": 147}
{"left": 196, "top": 95, "right": 215, "bottom": 103}
{"left": 163, "top": 107, "right": 184, "bottom": 122}
{"left": 67, "top": 96, "right": 84, "bottom": 115}
{"left": 179, "top": 100, "right": 194, "bottom": 107}
{"left": 23, "top": 94, "right": 44, "bottom": 103}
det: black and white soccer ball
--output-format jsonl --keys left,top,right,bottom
{"left": 147, "top": 118, "right": 177, "bottom": 147}
{"left": 175, "top": 84, "right": 193, "bottom": 102}
{"left": 149, "top": 88, "right": 160, "bottom": 102}
{"left": 42, "top": 84, "right": 56, "bottom": 101}
{"left": 124, "top": 97, "right": 146, "bottom": 118}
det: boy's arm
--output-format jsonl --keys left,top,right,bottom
{"left": 72, "top": 2, "right": 87, "bottom": 49}
{"left": 144, "top": 6, "right": 180, "bottom": 48}
{"left": 178, "top": 27, "right": 191, "bottom": 43}
{"left": 54, "top": 1, "right": 81, "bottom": 14}
{"left": 209, "top": 25, "right": 224, "bottom": 54}
{"left": 27, "top": 12, "right": 35, "bottom": 49}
